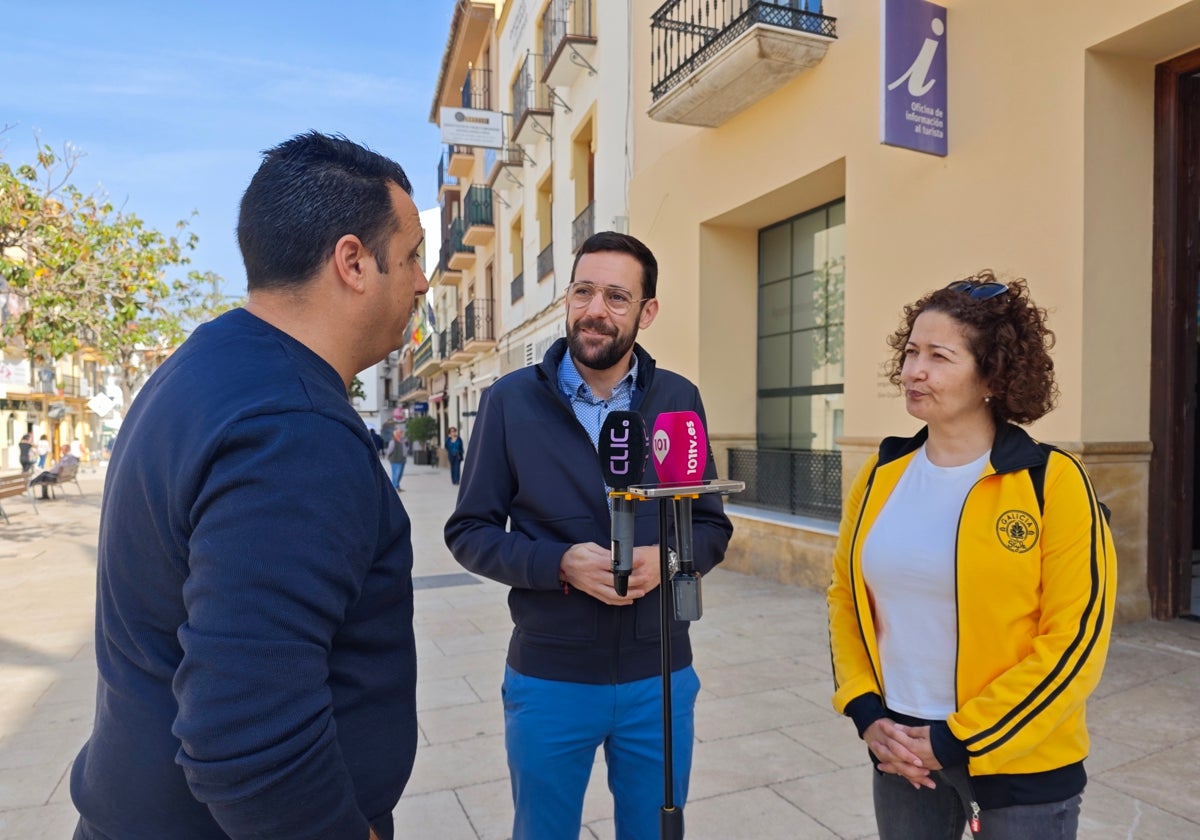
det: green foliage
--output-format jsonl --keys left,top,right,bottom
{"left": 405, "top": 414, "right": 438, "bottom": 445}
{"left": 0, "top": 137, "right": 237, "bottom": 403}
{"left": 349, "top": 375, "right": 366, "bottom": 401}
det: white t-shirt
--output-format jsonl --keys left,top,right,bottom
{"left": 861, "top": 444, "right": 990, "bottom": 719}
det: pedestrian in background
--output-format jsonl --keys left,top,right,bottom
{"left": 36, "top": 434, "right": 50, "bottom": 468}
{"left": 446, "top": 231, "right": 732, "bottom": 840}
{"left": 385, "top": 426, "right": 408, "bottom": 491}
{"left": 828, "top": 272, "right": 1116, "bottom": 840}
{"left": 444, "top": 426, "right": 464, "bottom": 485}
{"left": 70, "top": 131, "right": 427, "bottom": 840}
{"left": 18, "top": 433, "right": 35, "bottom": 474}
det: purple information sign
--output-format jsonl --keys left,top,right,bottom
{"left": 881, "top": 0, "right": 948, "bottom": 156}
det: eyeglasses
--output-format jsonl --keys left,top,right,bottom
{"left": 946, "top": 279, "right": 1009, "bottom": 300}
{"left": 567, "top": 282, "right": 649, "bottom": 316}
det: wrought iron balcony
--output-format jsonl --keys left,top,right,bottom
{"left": 463, "top": 185, "right": 495, "bottom": 246}
{"left": 572, "top": 202, "right": 595, "bottom": 253}
{"left": 512, "top": 53, "right": 554, "bottom": 145}
{"left": 487, "top": 143, "right": 527, "bottom": 190}
{"left": 464, "top": 298, "right": 495, "bottom": 348}
{"left": 447, "top": 142, "right": 475, "bottom": 180}
{"left": 396, "top": 375, "right": 426, "bottom": 400}
{"left": 511, "top": 271, "right": 524, "bottom": 304}
{"left": 537, "top": 242, "right": 554, "bottom": 280}
{"left": 437, "top": 240, "right": 459, "bottom": 282}
{"left": 448, "top": 317, "right": 472, "bottom": 363}
{"left": 542, "top": 0, "right": 597, "bottom": 87}
{"left": 649, "top": 0, "right": 837, "bottom": 127}
{"left": 413, "top": 335, "right": 441, "bottom": 378}
{"left": 59, "top": 374, "right": 83, "bottom": 396}
{"left": 437, "top": 153, "right": 458, "bottom": 199}
{"left": 448, "top": 218, "right": 476, "bottom": 270}
{"left": 461, "top": 66, "right": 492, "bottom": 110}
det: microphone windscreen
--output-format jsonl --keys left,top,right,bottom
{"left": 651, "top": 411, "right": 708, "bottom": 484}
{"left": 598, "top": 411, "right": 648, "bottom": 489}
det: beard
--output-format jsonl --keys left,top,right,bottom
{"left": 567, "top": 315, "right": 638, "bottom": 372}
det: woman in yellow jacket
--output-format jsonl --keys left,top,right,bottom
{"left": 828, "top": 273, "right": 1115, "bottom": 840}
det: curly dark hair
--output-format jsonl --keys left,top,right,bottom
{"left": 884, "top": 271, "right": 1059, "bottom": 425}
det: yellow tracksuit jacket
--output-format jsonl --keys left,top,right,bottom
{"left": 828, "top": 423, "right": 1115, "bottom": 797}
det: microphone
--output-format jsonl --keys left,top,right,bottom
{"left": 650, "top": 410, "right": 708, "bottom": 485}
{"left": 650, "top": 411, "right": 708, "bottom": 621}
{"left": 598, "top": 411, "right": 648, "bottom": 597}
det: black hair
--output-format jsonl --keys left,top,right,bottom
{"left": 237, "top": 131, "right": 413, "bottom": 291}
{"left": 569, "top": 231, "right": 659, "bottom": 299}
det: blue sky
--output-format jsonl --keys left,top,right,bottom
{"left": 1, "top": 0, "right": 457, "bottom": 296}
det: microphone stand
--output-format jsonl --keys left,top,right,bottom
{"left": 627, "top": 479, "right": 744, "bottom": 840}
{"left": 656, "top": 497, "right": 680, "bottom": 839}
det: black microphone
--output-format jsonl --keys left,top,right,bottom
{"left": 598, "top": 411, "right": 648, "bottom": 597}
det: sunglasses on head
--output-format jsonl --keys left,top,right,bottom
{"left": 946, "top": 279, "right": 1008, "bottom": 300}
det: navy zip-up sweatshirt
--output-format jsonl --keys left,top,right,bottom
{"left": 71, "top": 309, "right": 417, "bottom": 840}
{"left": 445, "top": 339, "right": 733, "bottom": 684}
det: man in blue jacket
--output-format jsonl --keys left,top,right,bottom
{"left": 70, "top": 132, "right": 427, "bottom": 840}
{"left": 445, "top": 231, "right": 733, "bottom": 840}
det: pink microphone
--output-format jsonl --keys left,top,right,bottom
{"left": 651, "top": 410, "right": 707, "bottom": 484}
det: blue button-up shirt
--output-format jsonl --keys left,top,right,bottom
{"left": 557, "top": 351, "right": 639, "bottom": 450}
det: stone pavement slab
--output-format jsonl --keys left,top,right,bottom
{"left": 2, "top": 461, "right": 1199, "bottom": 839}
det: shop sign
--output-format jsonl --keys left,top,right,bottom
{"left": 440, "top": 107, "right": 504, "bottom": 150}
{"left": 881, "top": 0, "right": 948, "bottom": 156}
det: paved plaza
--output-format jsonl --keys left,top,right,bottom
{"left": 1, "top": 461, "right": 1199, "bottom": 839}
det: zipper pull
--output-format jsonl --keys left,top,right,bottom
{"left": 969, "top": 801, "right": 981, "bottom": 833}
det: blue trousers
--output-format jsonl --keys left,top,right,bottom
{"left": 389, "top": 460, "right": 405, "bottom": 489}
{"left": 873, "top": 764, "right": 1082, "bottom": 840}
{"left": 501, "top": 664, "right": 700, "bottom": 840}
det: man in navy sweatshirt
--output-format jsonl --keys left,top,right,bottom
{"left": 70, "top": 132, "right": 427, "bottom": 840}
{"left": 445, "top": 232, "right": 733, "bottom": 839}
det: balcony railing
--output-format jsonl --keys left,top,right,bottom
{"left": 437, "top": 153, "right": 457, "bottom": 194}
{"left": 488, "top": 143, "right": 527, "bottom": 188}
{"left": 414, "top": 336, "right": 434, "bottom": 370}
{"left": 542, "top": 0, "right": 595, "bottom": 70}
{"left": 449, "top": 218, "right": 473, "bottom": 256}
{"left": 448, "top": 318, "right": 464, "bottom": 354}
{"left": 462, "top": 66, "right": 492, "bottom": 110}
{"left": 727, "top": 447, "right": 841, "bottom": 519}
{"left": 396, "top": 375, "right": 424, "bottom": 400}
{"left": 537, "top": 242, "right": 554, "bottom": 280}
{"left": 512, "top": 53, "right": 554, "bottom": 144}
{"left": 447, "top": 142, "right": 475, "bottom": 179}
{"left": 464, "top": 298, "right": 495, "bottom": 344}
{"left": 465, "top": 185, "right": 493, "bottom": 229}
{"left": 59, "top": 374, "right": 83, "bottom": 396}
{"left": 436, "top": 329, "right": 449, "bottom": 359}
{"left": 650, "top": 0, "right": 837, "bottom": 102}
{"left": 511, "top": 271, "right": 524, "bottom": 304}
{"left": 572, "top": 202, "right": 595, "bottom": 253}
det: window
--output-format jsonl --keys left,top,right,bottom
{"left": 756, "top": 199, "right": 845, "bottom": 451}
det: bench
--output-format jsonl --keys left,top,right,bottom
{"left": 0, "top": 473, "right": 36, "bottom": 524}
{"left": 28, "top": 458, "right": 83, "bottom": 501}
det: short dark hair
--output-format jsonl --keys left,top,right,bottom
{"left": 569, "top": 231, "right": 658, "bottom": 299}
{"left": 885, "top": 271, "right": 1059, "bottom": 425}
{"left": 237, "top": 131, "right": 413, "bottom": 291}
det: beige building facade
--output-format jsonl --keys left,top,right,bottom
{"left": 627, "top": 0, "right": 1200, "bottom": 622}
{"left": 425, "top": 0, "right": 636, "bottom": 446}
